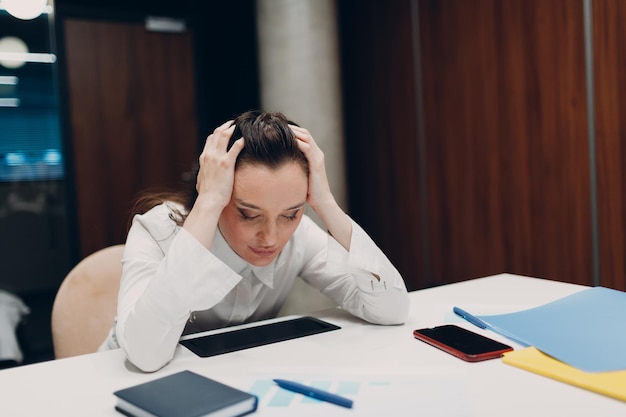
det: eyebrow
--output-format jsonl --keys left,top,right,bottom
{"left": 235, "top": 199, "right": 306, "bottom": 212}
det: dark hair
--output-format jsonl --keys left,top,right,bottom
{"left": 129, "top": 110, "right": 309, "bottom": 228}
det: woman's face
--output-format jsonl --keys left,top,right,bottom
{"left": 218, "top": 161, "right": 308, "bottom": 266}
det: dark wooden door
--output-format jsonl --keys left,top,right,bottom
{"left": 64, "top": 19, "right": 198, "bottom": 258}
{"left": 339, "top": 0, "right": 595, "bottom": 289}
{"left": 418, "top": 0, "right": 592, "bottom": 286}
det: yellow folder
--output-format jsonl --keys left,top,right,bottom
{"left": 502, "top": 347, "right": 626, "bottom": 402}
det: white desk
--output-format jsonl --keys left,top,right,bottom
{"left": 1, "top": 274, "right": 624, "bottom": 416}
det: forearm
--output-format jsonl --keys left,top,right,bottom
{"left": 117, "top": 227, "right": 241, "bottom": 372}
{"left": 310, "top": 198, "right": 353, "bottom": 251}
{"left": 117, "top": 295, "right": 188, "bottom": 372}
{"left": 182, "top": 195, "right": 223, "bottom": 249}
{"left": 118, "top": 265, "right": 241, "bottom": 371}
{"left": 336, "top": 274, "right": 410, "bottom": 325}
{"left": 302, "top": 217, "right": 410, "bottom": 324}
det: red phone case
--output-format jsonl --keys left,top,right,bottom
{"left": 413, "top": 325, "right": 513, "bottom": 362}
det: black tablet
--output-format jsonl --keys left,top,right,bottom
{"left": 179, "top": 316, "right": 341, "bottom": 358}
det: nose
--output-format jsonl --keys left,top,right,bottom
{"left": 257, "top": 220, "right": 278, "bottom": 246}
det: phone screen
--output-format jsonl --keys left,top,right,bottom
{"left": 413, "top": 324, "right": 513, "bottom": 361}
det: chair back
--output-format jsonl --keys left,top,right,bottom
{"left": 51, "top": 245, "right": 124, "bottom": 359}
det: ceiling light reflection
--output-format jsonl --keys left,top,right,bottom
{"left": 0, "top": 51, "right": 56, "bottom": 64}
{"left": 0, "top": 76, "right": 18, "bottom": 85}
{"left": 0, "top": 98, "right": 20, "bottom": 107}
{"left": 0, "top": 0, "right": 49, "bottom": 20}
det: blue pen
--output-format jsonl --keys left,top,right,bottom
{"left": 453, "top": 306, "right": 488, "bottom": 329}
{"left": 273, "top": 379, "right": 353, "bottom": 409}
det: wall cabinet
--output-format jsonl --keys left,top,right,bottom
{"left": 339, "top": 0, "right": 626, "bottom": 290}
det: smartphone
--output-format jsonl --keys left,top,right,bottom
{"left": 413, "top": 324, "right": 513, "bottom": 362}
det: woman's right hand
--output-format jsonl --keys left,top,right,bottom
{"left": 184, "top": 120, "right": 244, "bottom": 248}
{"left": 195, "top": 120, "right": 245, "bottom": 210}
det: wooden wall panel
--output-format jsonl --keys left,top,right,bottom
{"left": 419, "top": 0, "right": 593, "bottom": 286}
{"left": 593, "top": 0, "right": 626, "bottom": 290}
{"left": 339, "top": 0, "right": 424, "bottom": 290}
{"left": 64, "top": 19, "right": 198, "bottom": 258}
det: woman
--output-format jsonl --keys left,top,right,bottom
{"left": 100, "top": 111, "right": 409, "bottom": 372}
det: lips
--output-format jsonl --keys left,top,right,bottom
{"left": 250, "top": 247, "right": 277, "bottom": 257}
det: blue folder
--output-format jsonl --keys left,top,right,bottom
{"left": 455, "top": 286, "right": 626, "bottom": 372}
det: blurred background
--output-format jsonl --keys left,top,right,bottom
{"left": 0, "top": 0, "right": 624, "bottom": 366}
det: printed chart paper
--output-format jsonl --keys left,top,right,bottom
{"left": 240, "top": 369, "right": 472, "bottom": 416}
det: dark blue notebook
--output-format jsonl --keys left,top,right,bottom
{"left": 113, "top": 370, "right": 257, "bottom": 417}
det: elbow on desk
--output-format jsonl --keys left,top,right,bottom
{"left": 118, "top": 330, "right": 174, "bottom": 372}
{"left": 383, "top": 299, "right": 410, "bottom": 325}
{"left": 116, "top": 314, "right": 179, "bottom": 372}
{"left": 122, "top": 344, "right": 173, "bottom": 373}
{"left": 364, "top": 292, "right": 410, "bottom": 325}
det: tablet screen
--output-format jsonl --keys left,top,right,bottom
{"left": 179, "top": 316, "right": 341, "bottom": 357}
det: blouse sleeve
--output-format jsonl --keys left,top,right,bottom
{"left": 115, "top": 204, "right": 242, "bottom": 372}
{"left": 298, "top": 216, "right": 410, "bottom": 325}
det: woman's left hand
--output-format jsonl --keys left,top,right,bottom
{"left": 290, "top": 125, "right": 335, "bottom": 212}
{"left": 291, "top": 125, "right": 353, "bottom": 250}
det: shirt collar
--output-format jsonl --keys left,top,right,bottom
{"left": 211, "top": 227, "right": 275, "bottom": 288}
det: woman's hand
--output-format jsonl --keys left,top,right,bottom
{"left": 290, "top": 125, "right": 335, "bottom": 212}
{"left": 291, "top": 125, "right": 353, "bottom": 250}
{"left": 196, "top": 120, "right": 245, "bottom": 210}
{"left": 184, "top": 120, "right": 244, "bottom": 249}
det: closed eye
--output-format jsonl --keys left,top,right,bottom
{"left": 238, "top": 209, "right": 260, "bottom": 221}
{"left": 282, "top": 208, "right": 302, "bottom": 221}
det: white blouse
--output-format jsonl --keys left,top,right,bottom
{"left": 100, "top": 203, "right": 409, "bottom": 371}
